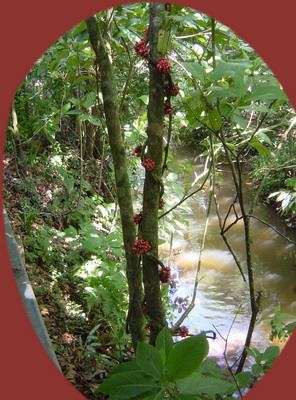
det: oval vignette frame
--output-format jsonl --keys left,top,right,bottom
{"left": 0, "top": 0, "right": 295, "bottom": 399}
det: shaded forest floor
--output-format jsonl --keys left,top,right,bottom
{"left": 2, "top": 151, "right": 125, "bottom": 399}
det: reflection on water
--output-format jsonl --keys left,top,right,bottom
{"left": 160, "top": 159, "right": 296, "bottom": 366}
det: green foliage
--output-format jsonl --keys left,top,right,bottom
{"left": 262, "top": 306, "right": 296, "bottom": 341}
{"left": 98, "top": 327, "right": 237, "bottom": 399}
{"left": 269, "top": 176, "right": 296, "bottom": 217}
{"left": 245, "top": 345, "right": 280, "bottom": 377}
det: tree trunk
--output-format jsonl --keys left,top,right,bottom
{"left": 86, "top": 14, "right": 145, "bottom": 348}
{"left": 11, "top": 101, "right": 27, "bottom": 175}
{"left": 142, "top": 2, "right": 167, "bottom": 345}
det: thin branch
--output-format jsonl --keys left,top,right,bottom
{"left": 213, "top": 305, "right": 244, "bottom": 398}
{"left": 249, "top": 214, "right": 296, "bottom": 245}
{"left": 171, "top": 179, "right": 213, "bottom": 332}
{"left": 158, "top": 168, "right": 211, "bottom": 220}
{"left": 175, "top": 29, "right": 211, "bottom": 39}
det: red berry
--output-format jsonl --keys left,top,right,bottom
{"left": 132, "top": 239, "right": 151, "bottom": 255}
{"left": 159, "top": 198, "right": 165, "bottom": 210}
{"left": 164, "top": 82, "right": 179, "bottom": 97}
{"left": 157, "top": 58, "right": 171, "bottom": 74}
{"left": 134, "top": 146, "right": 142, "bottom": 157}
{"left": 165, "top": 3, "right": 171, "bottom": 12}
{"left": 142, "top": 303, "right": 149, "bottom": 313}
{"left": 164, "top": 102, "right": 174, "bottom": 114}
{"left": 142, "top": 158, "right": 155, "bottom": 171}
{"left": 159, "top": 267, "right": 171, "bottom": 283}
{"left": 143, "top": 28, "right": 149, "bottom": 36}
{"left": 179, "top": 326, "right": 189, "bottom": 337}
{"left": 134, "top": 39, "right": 149, "bottom": 57}
{"left": 133, "top": 212, "right": 142, "bottom": 224}
{"left": 145, "top": 324, "right": 152, "bottom": 331}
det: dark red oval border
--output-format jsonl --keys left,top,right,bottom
{"left": 1, "top": 1, "right": 295, "bottom": 399}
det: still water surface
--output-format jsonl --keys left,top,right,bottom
{"left": 159, "top": 155, "right": 296, "bottom": 366}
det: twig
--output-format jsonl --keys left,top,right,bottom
{"left": 213, "top": 304, "right": 244, "bottom": 398}
{"left": 249, "top": 214, "right": 296, "bottom": 245}
{"left": 171, "top": 179, "right": 213, "bottom": 332}
{"left": 158, "top": 168, "right": 211, "bottom": 220}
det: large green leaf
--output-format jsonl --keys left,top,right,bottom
{"left": 206, "top": 109, "right": 222, "bottom": 131}
{"left": 262, "top": 346, "right": 280, "bottom": 361}
{"left": 141, "top": 390, "right": 165, "bottom": 400}
{"left": 110, "top": 360, "right": 141, "bottom": 375}
{"left": 155, "top": 327, "right": 174, "bottom": 362}
{"left": 167, "top": 334, "right": 209, "bottom": 381}
{"left": 182, "top": 62, "right": 205, "bottom": 84}
{"left": 211, "top": 60, "right": 251, "bottom": 81}
{"left": 245, "top": 86, "right": 288, "bottom": 102}
{"left": 176, "top": 372, "right": 235, "bottom": 395}
{"left": 98, "top": 371, "right": 160, "bottom": 398}
{"left": 136, "top": 341, "right": 164, "bottom": 379}
{"left": 235, "top": 371, "right": 252, "bottom": 389}
{"left": 249, "top": 139, "right": 271, "bottom": 156}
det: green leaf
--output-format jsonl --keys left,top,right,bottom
{"left": 249, "top": 139, "right": 271, "bottom": 156}
{"left": 245, "top": 86, "right": 288, "bottom": 102}
{"left": 211, "top": 60, "right": 251, "bottom": 81}
{"left": 138, "top": 95, "right": 149, "bottom": 105}
{"left": 262, "top": 346, "right": 280, "bottom": 361}
{"left": 136, "top": 342, "right": 164, "bottom": 379}
{"left": 177, "top": 372, "right": 235, "bottom": 395}
{"left": 206, "top": 109, "right": 222, "bottom": 131}
{"left": 255, "top": 131, "right": 272, "bottom": 145}
{"left": 155, "top": 327, "right": 174, "bottom": 362}
{"left": 157, "top": 30, "right": 171, "bottom": 55}
{"left": 82, "top": 91, "right": 97, "bottom": 108}
{"left": 141, "top": 390, "right": 165, "bottom": 400}
{"left": 230, "top": 113, "right": 247, "bottom": 129}
{"left": 246, "top": 347, "right": 262, "bottom": 362}
{"left": 98, "top": 371, "right": 160, "bottom": 398}
{"left": 251, "top": 364, "right": 264, "bottom": 375}
{"left": 235, "top": 371, "right": 252, "bottom": 389}
{"left": 175, "top": 394, "right": 204, "bottom": 400}
{"left": 167, "top": 334, "right": 209, "bottom": 381}
{"left": 110, "top": 360, "right": 141, "bottom": 375}
{"left": 233, "top": 68, "right": 250, "bottom": 97}
{"left": 182, "top": 62, "right": 205, "bottom": 84}
{"left": 61, "top": 103, "right": 71, "bottom": 115}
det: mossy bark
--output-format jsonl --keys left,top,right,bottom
{"left": 142, "top": 2, "right": 167, "bottom": 345}
{"left": 86, "top": 15, "right": 145, "bottom": 348}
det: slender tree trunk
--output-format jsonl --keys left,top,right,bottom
{"left": 86, "top": 14, "right": 145, "bottom": 348}
{"left": 142, "top": 2, "right": 167, "bottom": 345}
{"left": 11, "top": 101, "right": 27, "bottom": 175}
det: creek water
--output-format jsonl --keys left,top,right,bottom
{"left": 158, "top": 152, "right": 296, "bottom": 367}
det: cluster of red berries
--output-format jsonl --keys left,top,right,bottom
{"left": 164, "top": 102, "right": 174, "bottom": 114}
{"left": 133, "top": 212, "right": 142, "bottom": 224}
{"left": 142, "top": 158, "right": 155, "bottom": 171}
{"left": 134, "top": 38, "right": 149, "bottom": 57}
{"left": 157, "top": 58, "right": 171, "bottom": 74}
{"left": 132, "top": 239, "right": 151, "bottom": 255}
{"left": 164, "top": 82, "right": 180, "bottom": 97}
{"left": 165, "top": 3, "right": 171, "bottom": 11}
{"left": 159, "top": 198, "right": 165, "bottom": 210}
{"left": 159, "top": 266, "right": 171, "bottom": 283}
{"left": 134, "top": 146, "right": 142, "bottom": 157}
{"left": 179, "top": 326, "right": 189, "bottom": 337}
{"left": 142, "top": 302, "right": 149, "bottom": 313}
{"left": 143, "top": 28, "right": 149, "bottom": 36}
